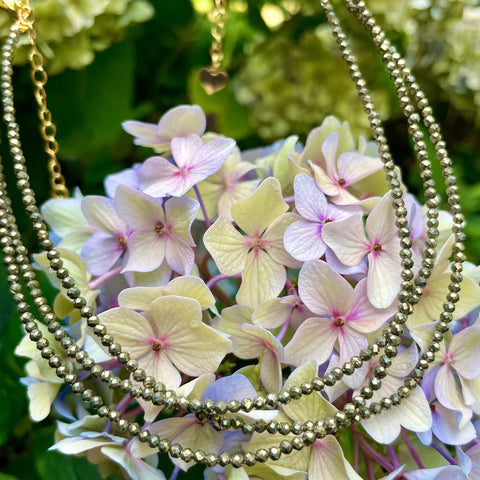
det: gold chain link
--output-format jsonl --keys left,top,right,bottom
{"left": 1, "top": 0, "right": 69, "bottom": 198}
{"left": 209, "top": 0, "right": 227, "bottom": 72}
{"left": 28, "top": 24, "right": 69, "bottom": 198}
{"left": 199, "top": 0, "right": 228, "bottom": 94}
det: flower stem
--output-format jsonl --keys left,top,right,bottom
{"left": 365, "top": 456, "right": 375, "bottom": 480}
{"left": 195, "top": 252, "right": 234, "bottom": 306}
{"left": 285, "top": 278, "right": 297, "bottom": 296}
{"left": 88, "top": 265, "right": 123, "bottom": 290}
{"left": 387, "top": 444, "right": 400, "bottom": 468}
{"left": 431, "top": 442, "right": 457, "bottom": 465}
{"left": 353, "top": 437, "right": 360, "bottom": 472}
{"left": 401, "top": 429, "right": 424, "bottom": 469}
{"left": 123, "top": 406, "right": 144, "bottom": 419}
{"left": 169, "top": 466, "right": 181, "bottom": 480}
{"left": 193, "top": 184, "right": 211, "bottom": 227}
{"left": 116, "top": 393, "right": 133, "bottom": 414}
{"left": 355, "top": 435, "right": 393, "bottom": 471}
{"left": 206, "top": 272, "right": 241, "bottom": 289}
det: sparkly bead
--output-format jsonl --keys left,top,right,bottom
{"left": 266, "top": 421, "right": 278, "bottom": 434}
{"left": 241, "top": 398, "right": 253, "bottom": 412}
{"left": 231, "top": 454, "right": 244, "bottom": 468}
{"left": 253, "top": 396, "right": 266, "bottom": 409}
{"left": 312, "top": 377, "right": 324, "bottom": 391}
{"left": 255, "top": 449, "right": 269, "bottom": 463}
{"left": 278, "top": 422, "right": 291, "bottom": 435}
{"left": 128, "top": 423, "right": 141, "bottom": 436}
{"left": 289, "top": 386, "right": 301, "bottom": 399}
{"left": 194, "top": 450, "right": 206, "bottom": 464}
{"left": 204, "top": 453, "right": 217, "bottom": 467}
{"left": 279, "top": 440, "right": 292, "bottom": 454}
{"left": 269, "top": 446, "right": 282, "bottom": 460}
{"left": 180, "top": 448, "right": 194, "bottom": 463}
{"left": 148, "top": 435, "right": 160, "bottom": 449}
{"left": 117, "top": 419, "right": 128, "bottom": 432}
{"left": 159, "top": 440, "right": 171, "bottom": 454}
{"left": 291, "top": 437, "right": 304, "bottom": 450}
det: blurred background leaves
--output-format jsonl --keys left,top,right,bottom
{"left": 0, "top": 0, "right": 478, "bottom": 478}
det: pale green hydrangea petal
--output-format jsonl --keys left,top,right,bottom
{"left": 231, "top": 177, "right": 288, "bottom": 237}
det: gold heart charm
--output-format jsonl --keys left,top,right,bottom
{"left": 199, "top": 67, "right": 228, "bottom": 95}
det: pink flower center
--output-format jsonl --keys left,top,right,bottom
{"left": 155, "top": 222, "right": 170, "bottom": 237}
{"left": 337, "top": 178, "right": 346, "bottom": 187}
{"left": 176, "top": 165, "right": 192, "bottom": 178}
{"left": 246, "top": 233, "right": 270, "bottom": 253}
{"left": 117, "top": 235, "right": 127, "bottom": 249}
{"left": 150, "top": 335, "right": 170, "bottom": 352}
{"left": 372, "top": 243, "right": 382, "bottom": 252}
{"left": 334, "top": 317, "right": 345, "bottom": 327}
{"left": 443, "top": 352, "right": 454, "bottom": 365}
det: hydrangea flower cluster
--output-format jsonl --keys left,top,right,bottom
{"left": 18, "top": 105, "right": 480, "bottom": 480}
{"left": 0, "top": 0, "right": 153, "bottom": 73}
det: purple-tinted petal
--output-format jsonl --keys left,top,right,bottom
{"left": 81, "top": 232, "right": 124, "bottom": 277}
{"left": 123, "top": 231, "right": 165, "bottom": 273}
{"left": 115, "top": 185, "right": 164, "bottom": 230}
{"left": 337, "top": 151, "right": 383, "bottom": 185}
{"left": 431, "top": 402, "right": 476, "bottom": 445}
{"left": 325, "top": 248, "right": 368, "bottom": 276}
{"left": 284, "top": 316, "right": 337, "bottom": 366}
{"left": 435, "top": 364, "right": 472, "bottom": 427}
{"left": 348, "top": 278, "right": 394, "bottom": 333}
{"left": 365, "top": 192, "right": 397, "bottom": 245}
{"left": 193, "top": 137, "right": 236, "bottom": 178}
{"left": 165, "top": 237, "right": 194, "bottom": 275}
{"left": 322, "top": 214, "right": 369, "bottom": 266}
{"left": 450, "top": 326, "right": 480, "bottom": 379}
{"left": 298, "top": 259, "right": 354, "bottom": 317}
{"left": 367, "top": 246, "right": 402, "bottom": 309}
{"left": 122, "top": 120, "right": 162, "bottom": 149}
{"left": 338, "top": 324, "right": 369, "bottom": 388}
{"left": 139, "top": 156, "right": 184, "bottom": 197}
{"left": 171, "top": 134, "right": 203, "bottom": 169}
{"left": 321, "top": 132, "right": 339, "bottom": 178}
{"left": 284, "top": 219, "right": 326, "bottom": 262}
{"left": 293, "top": 173, "right": 328, "bottom": 222}
{"left": 157, "top": 105, "right": 206, "bottom": 143}
{"left": 82, "top": 196, "right": 127, "bottom": 235}
{"left": 105, "top": 166, "right": 141, "bottom": 198}
{"left": 201, "top": 374, "right": 256, "bottom": 403}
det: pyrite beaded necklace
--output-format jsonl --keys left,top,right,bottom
{"left": 0, "top": 0, "right": 466, "bottom": 470}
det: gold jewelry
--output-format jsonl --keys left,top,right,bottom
{"left": 1, "top": 0, "right": 68, "bottom": 199}
{"left": 200, "top": 0, "right": 229, "bottom": 95}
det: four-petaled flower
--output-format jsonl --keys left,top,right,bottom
{"left": 285, "top": 259, "right": 394, "bottom": 387}
{"left": 322, "top": 191, "right": 401, "bottom": 308}
{"left": 284, "top": 173, "right": 362, "bottom": 261}
{"left": 204, "top": 177, "right": 300, "bottom": 307}
{"left": 139, "top": 134, "right": 236, "bottom": 197}
{"left": 97, "top": 296, "right": 231, "bottom": 390}
{"left": 115, "top": 185, "right": 199, "bottom": 275}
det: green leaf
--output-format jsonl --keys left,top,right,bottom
{"left": 47, "top": 38, "right": 136, "bottom": 157}
{"left": 188, "top": 68, "right": 251, "bottom": 139}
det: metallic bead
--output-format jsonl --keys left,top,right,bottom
{"left": 255, "top": 449, "right": 269, "bottom": 463}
